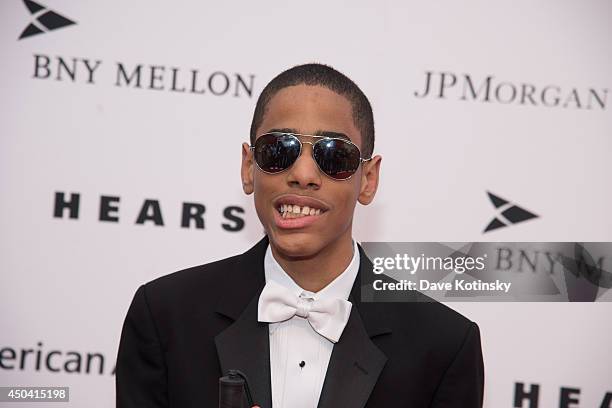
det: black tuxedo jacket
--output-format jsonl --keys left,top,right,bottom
{"left": 116, "top": 236, "right": 484, "bottom": 408}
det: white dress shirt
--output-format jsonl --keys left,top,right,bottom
{"left": 262, "top": 240, "right": 360, "bottom": 408}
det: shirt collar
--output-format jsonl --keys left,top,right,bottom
{"left": 264, "top": 239, "right": 360, "bottom": 302}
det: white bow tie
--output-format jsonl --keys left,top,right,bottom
{"left": 257, "top": 280, "right": 352, "bottom": 343}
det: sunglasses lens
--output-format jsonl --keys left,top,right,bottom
{"left": 253, "top": 133, "right": 301, "bottom": 173}
{"left": 313, "top": 139, "right": 361, "bottom": 179}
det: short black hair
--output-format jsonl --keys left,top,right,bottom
{"left": 250, "top": 63, "right": 375, "bottom": 158}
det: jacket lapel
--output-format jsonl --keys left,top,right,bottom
{"left": 215, "top": 237, "right": 391, "bottom": 408}
{"left": 215, "top": 236, "right": 272, "bottom": 408}
{"left": 317, "top": 244, "right": 391, "bottom": 408}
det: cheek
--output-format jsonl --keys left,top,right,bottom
{"left": 253, "top": 182, "right": 268, "bottom": 209}
{"left": 329, "top": 184, "right": 360, "bottom": 220}
{"left": 253, "top": 175, "right": 278, "bottom": 210}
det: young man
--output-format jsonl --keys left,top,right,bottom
{"left": 116, "top": 64, "right": 484, "bottom": 408}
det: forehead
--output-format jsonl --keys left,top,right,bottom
{"left": 257, "top": 84, "right": 362, "bottom": 148}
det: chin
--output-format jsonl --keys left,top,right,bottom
{"left": 269, "top": 230, "right": 326, "bottom": 260}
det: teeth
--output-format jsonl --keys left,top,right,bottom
{"left": 278, "top": 203, "right": 324, "bottom": 217}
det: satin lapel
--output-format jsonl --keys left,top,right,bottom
{"left": 316, "top": 307, "right": 387, "bottom": 408}
{"left": 317, "top": 244, "right": 391, "bottom": 408}
{"left": 214, "top": 236, "right": 272, "bottom": 408}
{"left": 215, "top": 292, "right": 272, "bottom": 408}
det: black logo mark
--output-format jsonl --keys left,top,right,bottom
{"left": 483, "top": 192, "right": 538, "bottom": 233}
{"left": 19, "top": 0, "right": 76, "bottom": 40}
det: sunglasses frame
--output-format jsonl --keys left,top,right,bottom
{"left": 249, "top": 132, "right": 372, "bottom": 180}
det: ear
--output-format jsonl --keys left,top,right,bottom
{"left": 358, "top": 155, "right": 381, "bottom": 205}
{"left": 241, "top": 142, "right": 254, "bottom": 195}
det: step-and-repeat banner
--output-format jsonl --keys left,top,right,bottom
{"left": 1, "top": 1, "right": 611, "bottom": 407}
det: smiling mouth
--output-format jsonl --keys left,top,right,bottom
{"left": 277, "top": 204, "right": 326, "bottom": 219}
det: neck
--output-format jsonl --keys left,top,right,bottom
{"left": 270, "top": 231, "right": 355, "bottom": 293}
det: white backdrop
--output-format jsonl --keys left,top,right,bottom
{"left": 1, "top": 1, "right": 611, "bottom": 407}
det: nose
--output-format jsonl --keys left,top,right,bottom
{"left": 286, "top": 142, "right": 322, "bottom": 190}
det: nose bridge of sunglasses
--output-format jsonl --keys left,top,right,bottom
{"left": 295, "top": 135, "right": 332, "bottom": 156}
{"left": 293, "top": 140, "right": 320, "bottom": 169}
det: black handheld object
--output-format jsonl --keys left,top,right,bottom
{"left": 219, "top": 369, "right": 256, "bottom": 408}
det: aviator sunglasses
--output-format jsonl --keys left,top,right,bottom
{"left": 250, "top": 132, "right": 372, "bottom": 180}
